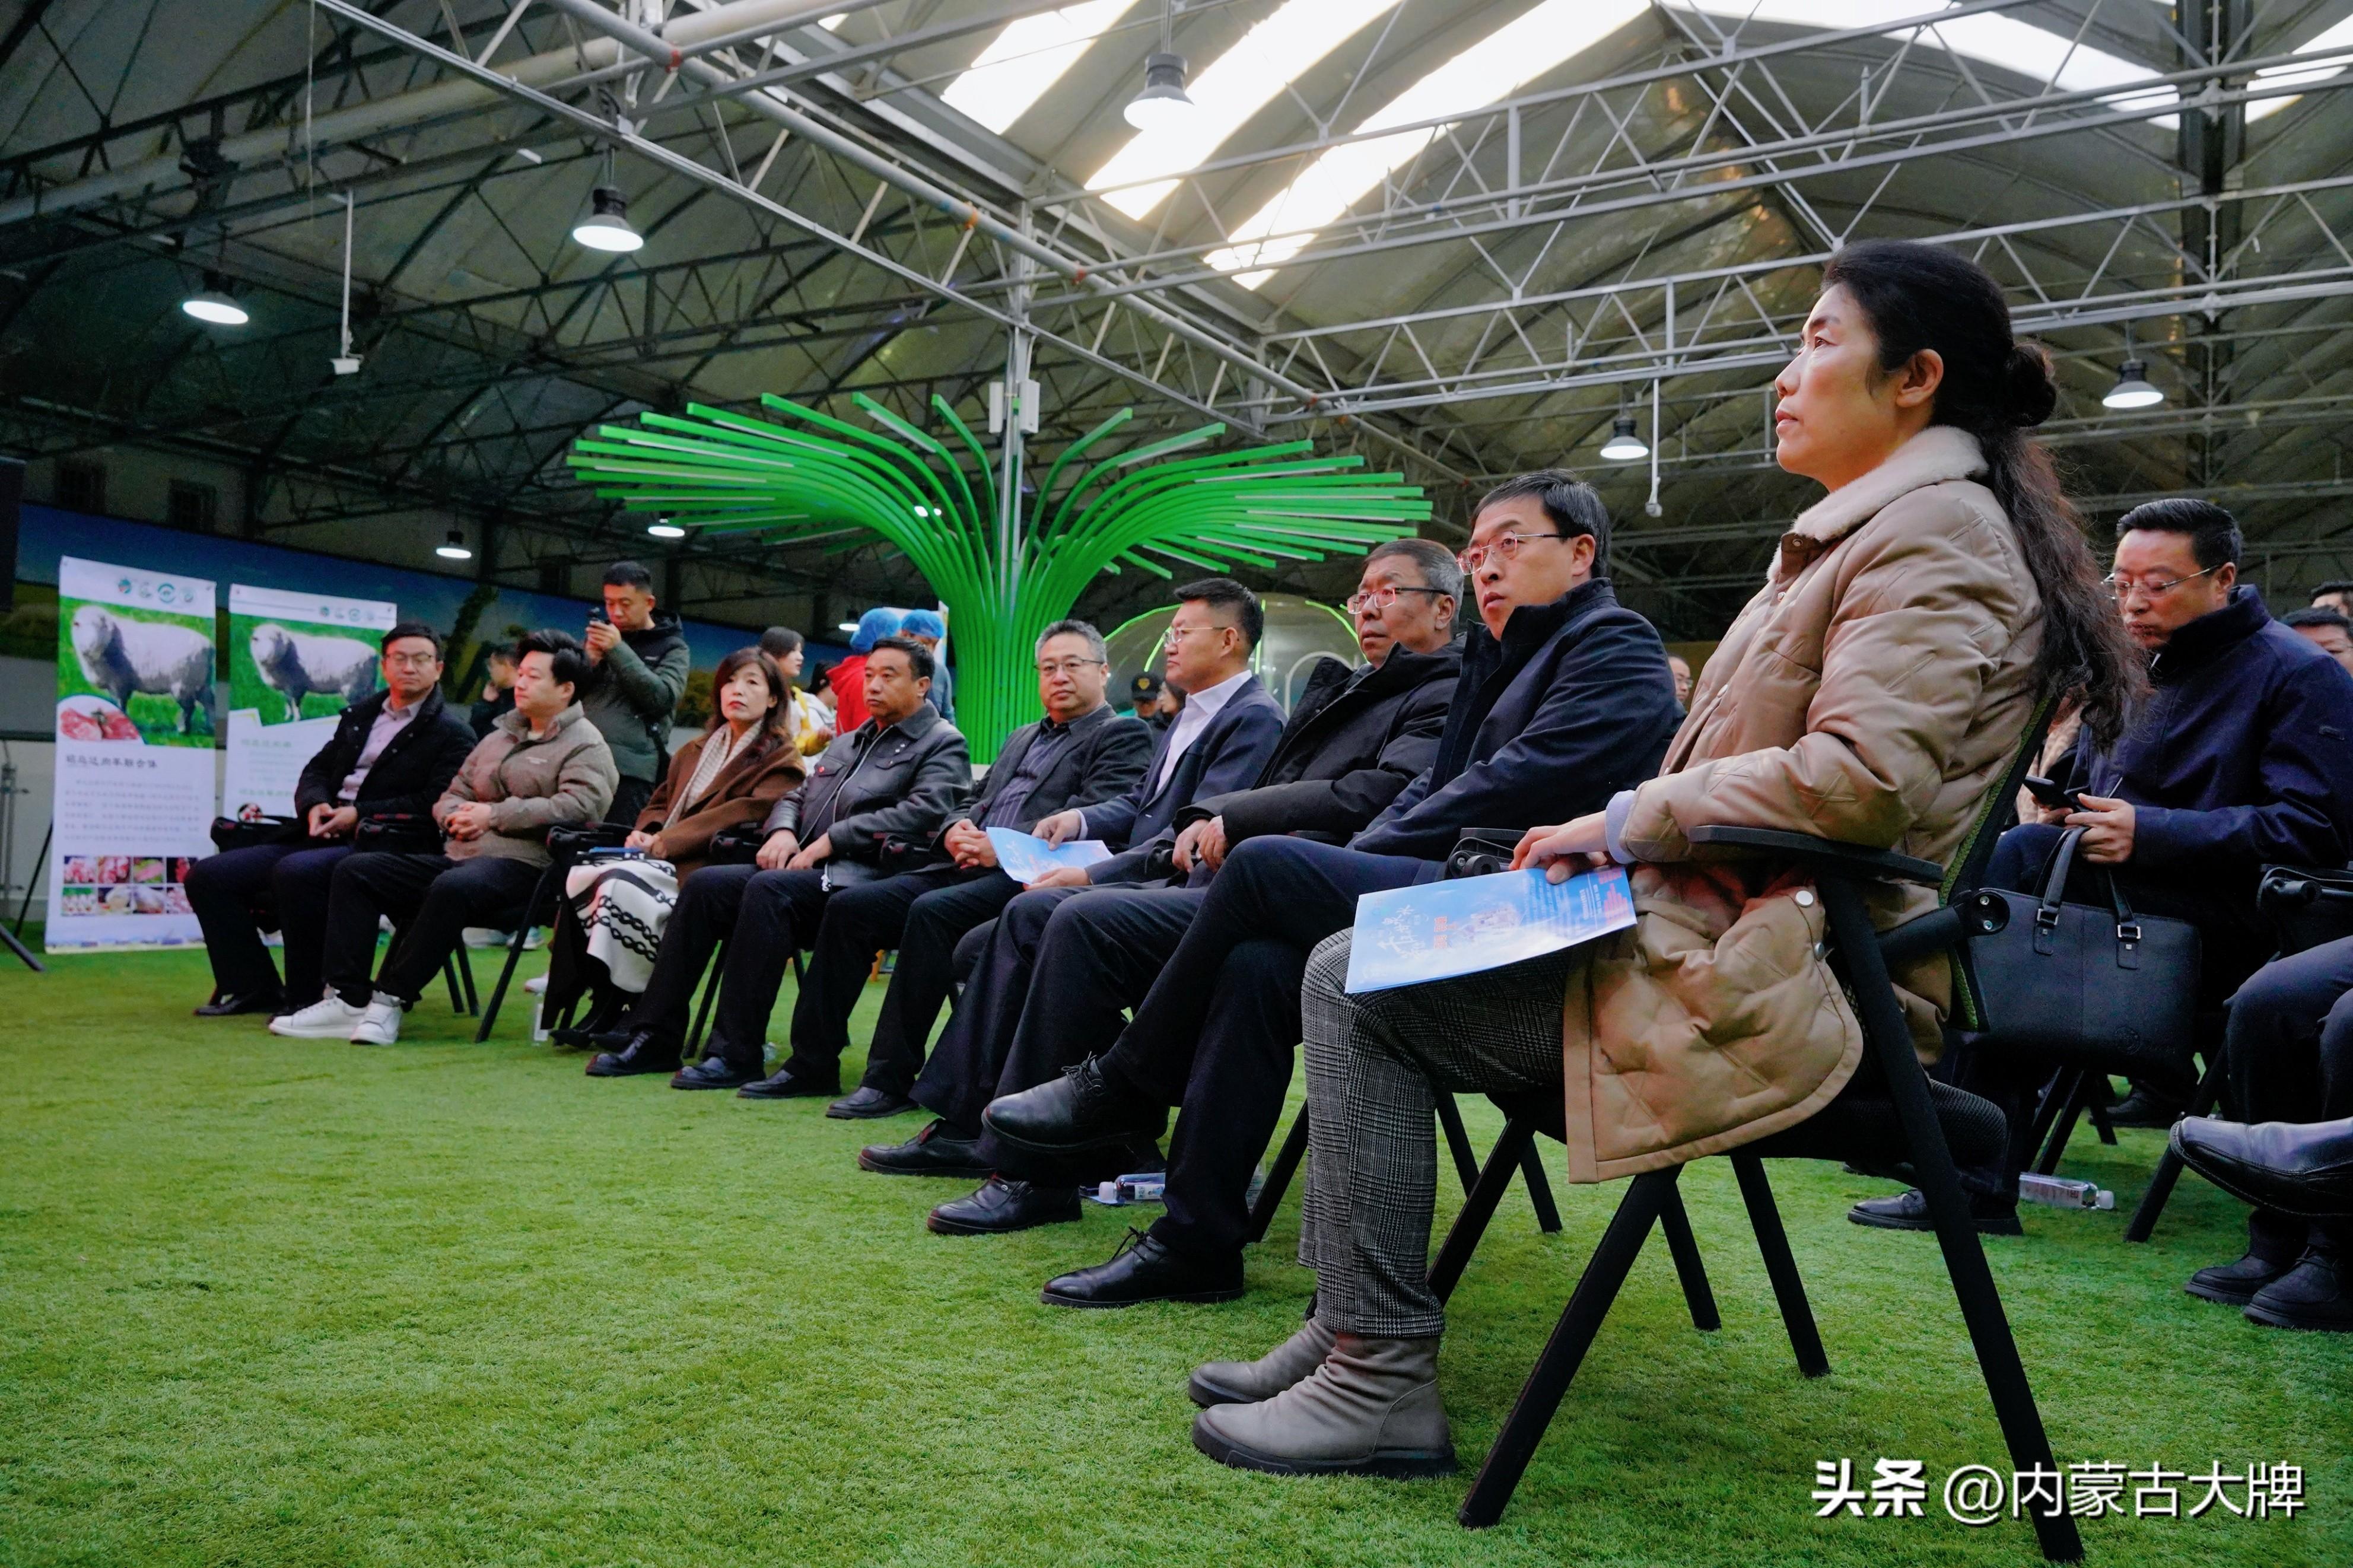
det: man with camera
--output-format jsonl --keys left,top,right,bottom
{"left": 581, "top": 561, "right": 691, "bottom": 826}
{"left": 184, "top": 621, "right": 475, "bottom": 1017}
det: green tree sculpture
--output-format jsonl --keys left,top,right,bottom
{"left": 568, "top": 395, "right": 1432, "bottom": 759}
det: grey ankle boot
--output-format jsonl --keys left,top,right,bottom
{"left": 1191, "top": 1332, "right": 1454, "bottom": 1477}
{"left": 1189, "top": 1316, "right": 1338, "bottom": 1407}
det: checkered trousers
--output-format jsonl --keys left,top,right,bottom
{"left": 1298, "top": 930, "right": 1576, "bottom": 1338}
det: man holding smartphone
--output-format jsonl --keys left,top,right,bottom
{"left": 580, "top": 562, "right": 690, "bottom": 826}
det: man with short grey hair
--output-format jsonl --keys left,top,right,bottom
{"left": 810, "top": 619, "right": 1155, "bottom": 1118}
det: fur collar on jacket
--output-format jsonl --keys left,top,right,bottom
{"left": 1778, "top": 426, "right": 1988, "bottom": 577}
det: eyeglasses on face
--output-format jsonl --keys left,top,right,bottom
{"left": 1457, "top": 531, "right": 1568, "bottom": 574}
{"left": 1345, "top": 586, "right": 1449, "bottom": 615}
{"left": 2103, "top": 564, "right": 2220, "bottom": 602}
{"left": 1035, "top": 657, "right": 1106, "bottom": 677}
{"left": 1163, "top": 624, "right": 1236, "bottom": 646}
{"left": 383, "top": 651, "right": 440, "bottom": 669}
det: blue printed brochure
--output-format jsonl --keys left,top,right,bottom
{"left": 985, "top": 826, "right": 1114, "bottom": 883}
{"left": 1344, "top": 865, "right": 1637, "bottom": 994}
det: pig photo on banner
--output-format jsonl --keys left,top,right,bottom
{"left": 222, "top": 584, "right": 398, "bottom": 820}
{"left": 49, "top": 556, "right": 219, "bottom": 952}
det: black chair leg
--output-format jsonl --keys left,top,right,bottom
{"left": 2087, "top": 1084, "right": 2117, "bottom": 1146}
{"left": 1434, "top": 1092, "right": 1481, "bottom": 1194}
{"left": 2124, "top": 1049, "right": 2231, "bottom": 1243}
{"left": 2032, "top": 1070, "right": 2093, "bottom": 1175}
{"left": 684, "top": 936, "right": 731, "bottom": 1061}
{"left": 1246, "top": 1105, "right": 1312, "bottom": 1245}
{"left": 1459, "top": 1168, "right": 1681, "bottom": 1530}
{"left": 1519, "top": 1142, "right": 1564, "bottom": 1234}
{"left": 441, "top": 955, "right": 466, "bottom": 1014}
{"left": 1821, "top": 874, "right": 2082, "bottom": 1563}
{"left": 456, "top": 946, "right": 478, "bottom": 1016}
{"left": 475, "top": 864, "right": 561, "bottom": 1044}
{"left": 1430, "top": 1117, "right": 1534, "bottom": 1305}
{"left": 2021, "top": 1066, "right": 2078, "bottom": 1173}
{"left": 1657, "top": 1185, "right": 1719, "bottom": 1332}
{"left": 1731, "top": 1152, "right": 1829, "bottom": 1378}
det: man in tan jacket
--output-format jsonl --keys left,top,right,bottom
{"left": 272, "top": 629, "right": 618, "bottom": 1045}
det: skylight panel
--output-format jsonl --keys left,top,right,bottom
{"left": 2245, "top": 14, "right": 2353, "bottom": 122}
{"left": 940, "top": 0, "right": 1143, "bottom": 135}
{"left": 1206, "top": 0, "right": 1649, "bottom": 288}
{"left": 1085, "top": 0, "right": 1408, "bottom": 221}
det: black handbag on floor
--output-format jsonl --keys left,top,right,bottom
{"left": 1961, "top": 826, "right": 2200, "bottom": 1076}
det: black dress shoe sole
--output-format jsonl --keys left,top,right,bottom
{"left": 1191, "top": 1418, "right": 1455, "bottom": 1478}
{"left": 1846, "top": 1203, "right": 2022, "bottom": 1237}
{"left": 585, "top": 1057, "right": 679, "bottom": 1079}
{"left": 736, "top": 1079, "right": 838, "bottom": 1100}
{"left": 672, "top": 1073, "right": 755, "bottom": 1091}
{"left": 926, "top": 1203, "right": 1080, "bottom": 1236}
{"left": 1044, "top": 1280, "right": 1245, "bottom": 1309}
{"left": 826, "top": 1095, "right": 918, "bottom": 1120}
{"left": 856, "top": 1150, "right": 993, "bottom": 1178}
{"left": 2242, "top": 1298, "right": 2353, "bottom": 1331}
{"left": 195, "top": 997, "right": 285, "bottom": 1017}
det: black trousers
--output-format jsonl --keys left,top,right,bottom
{"left": 620, "top": 862, "right": 832, "bottom": 1074}
{"left": 322, "top": 852, "right": 542, "bottom": 1006}
{"left": 1954, "top": 822, "right": 2275, "bottom": 1193}
{"left": 911, "top": 884, "right": 1090, "bottom": 1134}
{"left": 972, "top": 886, "right": 1210, "bottom": 1186}
{"left": 1095, "top": 837, "right": 1428, "bottom": 1258}
{"left": 789, "top": 863, "right": 1023, "bottom": 1097}
{"left": 184, "top": 839, "right": 351, "bottom": 1003}
{"left": 2222, "top": 936, "right": 2353, "bottom": 1254}
{"left": 606, "top": 774, "right": 655, "bottom": 828}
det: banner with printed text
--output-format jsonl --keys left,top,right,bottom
{"left": 222, "top": 584, "right": 398, "bottom": 819}
{"left": 49, "top": 555, "right": 218, "bottom": 951}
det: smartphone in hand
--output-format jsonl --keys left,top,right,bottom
{"left": 2023, "top": 774, "right": 2086, "bottom": 812}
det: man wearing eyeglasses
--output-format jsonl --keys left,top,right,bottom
{"left": 867, "top": 542, "right": 1465, "bottom": 1201}
{"left": 1857, "top": 497, "right": 2353, "bottom": 1237}
{"left": 794, "top": 620, "right": 1154, "bottom": 1119}
{"left": 185, "top": 622, "right": 476, "bottom": 1019}
{"left": 965, "top": 475, "right": 1682, "bottom": 1303}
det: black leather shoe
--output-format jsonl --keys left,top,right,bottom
{"left": 2173, "top": 1117, "right": 2353, "bottom": 1219}
{"left": 671, "top": 1055, "right": 758, "bottom": 1090}
{"left": 927, "top": 1175, "right": 1080, "bottom": 1235}
{"left": 2244, "top": 1249, "right": 2353, "bottom": 1331}
{"left": 858, "top": 1121, "right": 991, "bottom": 1178}
{"left": 736, "top": 1064, "right": 840, "bottom": 1100}
{"left": 828, "top": 1085, "right": 918, "bottom": 1120}
{"left": 983, "top": 1056, "right": 1166, "bottom": 1154}
{"left": 1847, "top": 1187, "right": 2022, "bottom": 1236}
{"left": 1042, "top": 1227, "right": 1245, "bottom": 1309}
{"left": 2186, "top": 1249, "right": 2298, "bottom": 1306}
{"left": 195, "top": 989, "right": 285, "bottom": 1017}
{"left": 585, "top": 1031, "right": 681, "bottom": 1079}
{"left": 2106, "top": 1086, "right": 2190, "bottom": 1129}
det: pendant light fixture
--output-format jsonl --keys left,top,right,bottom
{"left": 180, "top": 271, "right": 248, "bottom": 327}
{"left": 1599, "top": 411, "right": 1647, "bottom": 462}
{"left": 1124, "top": 2, "right": 1195, "bottom": 132}
{"left": 435, "top": 528, "right": 473, "bottom": 561}
{"left": 2103, "top": 323, "right": 2164, "bottom": 410}
{"left": 647, "top": 519, "right": 686, "bottom": 539}
{"left": 571, "top": 148, "right": 643, "bottom": 253}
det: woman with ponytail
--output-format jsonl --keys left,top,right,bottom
{"left": 1184, "top": 239, "right": 2139, "bottom": 1481}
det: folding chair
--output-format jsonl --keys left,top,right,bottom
{"left": 1446, "top": 824, "right": 2079, "bottom": 1562}
{"left": 1245, "top": 1093, "right": 1564, "bottom": 1245}
{"left": 476, "top": 825, "right": 634, "bottom": 1042}
{"left": 381, "top": 918, "right": 478, "bottom": 1017}
{"left": 677, "top": 939, "right": 807, "bottom": 1061}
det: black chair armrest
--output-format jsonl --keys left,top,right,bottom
{"left": 1686, "top": 825, "right": 1944, "bottom": 888}
{"left": 547, "top": 822, "right": 631, "bottom": 855}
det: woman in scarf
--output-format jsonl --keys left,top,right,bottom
{"left": 545, "top": 647, "right": 805, "bottom": 1040}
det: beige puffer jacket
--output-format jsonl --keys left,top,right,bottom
{"left": 1559, "top": 426, "right": 2044, "bottom": 1182}
{"left": 433, "top": 703, "right": 620, "bottom": 867}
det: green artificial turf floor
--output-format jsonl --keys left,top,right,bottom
{"left": 2, "top": 940, "right": 2346, "bottom": 1567}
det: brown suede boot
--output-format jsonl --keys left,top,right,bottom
{"left": 1189, "top": 1317, "right": 1337, "bottom": 1407}
{"left": 1191, "top": 1332, "right": 1454, "bottom": 1477}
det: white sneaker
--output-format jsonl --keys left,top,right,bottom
{"left": 523, "top": 975, "right": 547, "bottom": 995}
{"left": 270, "top": 995, "right": 365, "bottom": 1038}
{"left": 350, "top": 993, "right": 404, "bottom": 1046}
